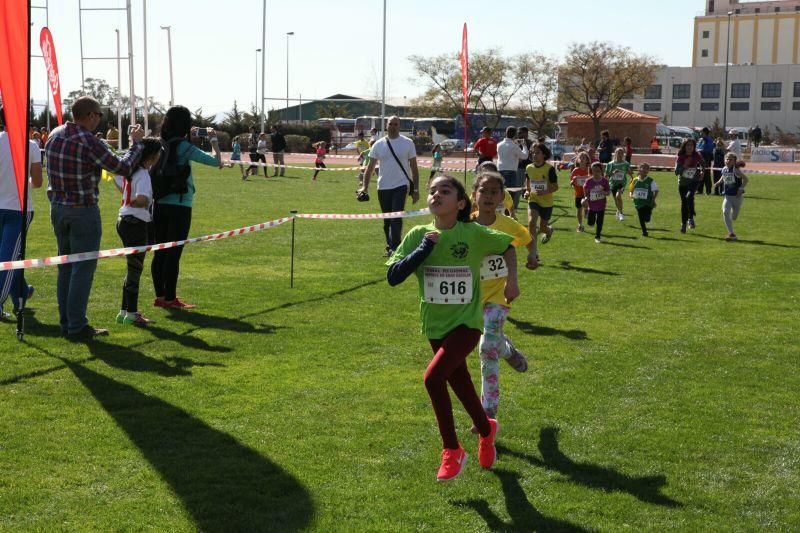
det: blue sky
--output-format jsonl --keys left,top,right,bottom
{"left": 28, "top": 0, "right": 701, "bottom": 116}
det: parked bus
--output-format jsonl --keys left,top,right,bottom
{"left": 318, "top": 117, "right": 357, "bottom": 147}
{"left": 354, "top": 115, "right": 415, "bottom": 137}
{"left": 413, "top": 118, "right": 456, "bottom": 143}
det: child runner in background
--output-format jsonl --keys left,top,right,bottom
{"left": 430, "top": 143, "right": 443, "bottom": 181}
{"left": 524, "top": 143, "right": 558, "bottom": 256}
{"left": 387, "top": 175, "right": 518, "bottom": 481}
{"left": 629, "top": 162, "right": 659, "bottom": 237}
{"left": 624, "top": 136, "right": 633, "bottom": 163}
{"left": 583, "top": 162, "right": 610, "bottom": 243}
{"left": 471, "top": 171, "right": 535, "bottom": 425}
{"left": 713, "top": 138, "right": 726, "bottom": 195}
{"left": 570, "top": 151, "right": 590, "bottom": 232}
{"left": 713, "top": 152, "right": 749, "bottom": 241}
{"left": 675, "top": 138, "right": 703, "bottom": 233}
{"left": 605, "top": 147, "right": 633, "bottom": 221}
{"left": 357, "top": 144, "right": 372, "bottom": 188}
{"left": 230, "top": 136, "right": 247, "bottom": 180}
{"left": 113, "top": 138, "right": 162, "bottom": 326}
{"left": 256, "top": 133, "right": 269, "bottom": 178}
{"left": 312, "top": 141, "right": 327, "bottom": 181}
{"left": 477, "top": 161, "right": 515, "bottom": 219}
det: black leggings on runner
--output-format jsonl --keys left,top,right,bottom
{"left": 636, "top": 206, "right": 652, "bottom": 235}
{"left": 679, "top": 182, "right": 695, "bottom": 225}
{"left": 587, "top": 210, "right": 605, "bottom": 239}
{"left": 151, "top": 203, "right": 192, "bottom": 302}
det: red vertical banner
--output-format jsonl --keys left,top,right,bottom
{"left": 39, "top": 27, "right": 63, "bottom": 126}
{"left": 0, "top": 0, "right": 32, "bottom": 212}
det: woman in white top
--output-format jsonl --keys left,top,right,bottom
{"left": 256, "top": 133, "right": 269, "bottom": 178}
{"left": 113, "top": 138, "right": 162, "bottom": 326}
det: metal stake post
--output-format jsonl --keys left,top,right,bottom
{"left": 290, "top": 210, "right": 297, "bottom": 288}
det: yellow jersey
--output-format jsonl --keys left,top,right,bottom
{"left": 526, "top": 162, "right": 558, "bottom": 208}
{"left": 472, "top": 213, "right": 532, "bottom": 308}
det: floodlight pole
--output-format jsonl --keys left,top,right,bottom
{"left": 260, "top": 0, "right": 267, "bottom": 133}
{"left": 126, "top": 0, "right": 136, "bottom": 129}
{"left": 255, "top": 48, "right": 262, "bottom": 115}
{"left": 142, "top": 0, "right": 149, "bottom": 134}
{"left": 380, "top": 0, "right": 386, "bottom": 136}
{"left": 116, "top": 29, "right": 123, "bottom": 150}
{"left": 286, "top": 32, "right": 294, "bottom": 121}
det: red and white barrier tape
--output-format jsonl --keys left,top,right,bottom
{"left": 0, "top": 208, "right": 433, "bottom": 272}
{"left": 224, "top": 160, "right": 361, "bottom": 172}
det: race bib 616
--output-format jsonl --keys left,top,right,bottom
{"left": 423, "top": 266, "right": 473, "bottom": 304}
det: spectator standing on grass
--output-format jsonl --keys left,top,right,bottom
{"left": 727, "top": 133, "right": 743, "bottom": 161}
{"left": 39, "top": 127, "right": 49, "bottom": 148}
{"left": 270, "top": 125, "right": 286, "bottom": 177}
{"left": 496, "top": 126, "right": 528, "bottom": 215}
{"left": 256, "top": 133, "right": 269, "bottom": 178}
{"left": 624, "top": 136, "right": 633, "bottom": 163}
{"left": 474, "top": 127, "right": 497, "bottom": 166}
{"left": 515, "top": 127, "right": 533, "bottom": 213}
{"left": 151, "top": 105, "right": 222, "bottom": 311}
{"left": 45, "top": 96, "right": 145, "bottom": 338}
{"left": 597, "top": 130, "right": 613, "bottom": 163}
{"left": 0, "top": 107, "right": 43, "bottom": 320}
{"left": 712, "top": 138, "right": 726, "bottom": 195}
{"left": 246, "top": 126, "right": 259, "bottom": 177}
{"left": 697, "top": 127, "right": 715, "bottom": 195}
{"left": 359, "top": 116, "right": 420, "bottom": 256}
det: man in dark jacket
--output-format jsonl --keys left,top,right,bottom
{"left": 270, "top": 125, "right": 287, "bottom": 177}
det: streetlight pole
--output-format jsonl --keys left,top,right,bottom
{"left": 143, "top": 0, "right": 149, "bottom": 134}
{"left": 286, "top": 32, "right": 294, "bottom": 121}
{"left": 161, "top": 26, "right": 174, "bottom": 107}
{"left": 722, "top": 10, "right": 733, "bottom": 134}
{"left": 380, "top": 0, "right": 386, "bottom": 136}
{"left": 260, "top": 0, "right": 267, "bottom": 133}
{"left": 255, "top": 48, "right": 262, "bottom": 114}
{"left": 115, "top": 29, "right": 122, "bottom": 150}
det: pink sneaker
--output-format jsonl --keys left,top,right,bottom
{"left": 164, "top": 298, "right": 196, "bottom": 310}
{"left": 437, "top": 447, "right": 468, "bottom": 481}
{"left": 478, "top": 418, "right": 499, "bottom": 469}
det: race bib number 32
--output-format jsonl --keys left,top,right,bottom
{"left": 423, "top": 266, "right": 473, "bottom": 304}
{"left": 480, "top": 254, "right": 508, "bottom": 280}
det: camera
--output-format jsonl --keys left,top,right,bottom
{"left": 197, "top": 128, "right": 208, "bottom": 137}
{"left": 127, "top": 125, "right": 136, "bottom": 134}
{"left": 356, "top": 190, "right": 370, "bottom": 202}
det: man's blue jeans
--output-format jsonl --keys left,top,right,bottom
{"left": 50, "top": 203, "right": 102, "bottom": 334}
{"left": 0, "top": 209, "right": 33, "bottom": 313}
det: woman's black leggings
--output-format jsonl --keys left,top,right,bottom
{"left": 678, "top": 182, "right": 695, "bottom": 225}
{"left": 587, "top": 210, "right": 605, "bottom": 238}
{"left": 151, "top": 203, "right": 192, "bottom": 301}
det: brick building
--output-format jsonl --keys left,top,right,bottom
{"left": 559, "top": 107, "right": 660, "bottom": 146}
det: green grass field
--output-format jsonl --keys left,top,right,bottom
{"left": 1, "top": 162, "right": 798, "bottom": 531}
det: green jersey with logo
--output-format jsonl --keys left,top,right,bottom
{"left": 605, "top": 161, "right": 630, "bottom": 187}
{"left": 631, "top": 176, "right": 656, "bottom": 208}
{"left": 388, "top": 221, "right": 513, "bottom": 339}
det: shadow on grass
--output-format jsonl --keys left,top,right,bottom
{"left": 498, "top": 427, "right": 681, "bottom": 508}
{"left": 600, "top": 233, "right": 639, "bottom": 240}
{"left": 507, "top": 317, "right": 588, "bottom": 341}
{"left": 143, "top": 324, "right": 233, "bottom": 353}
{"left": 652, "top": 236, "right": 681, "bottom": 242}
{"left": 549, "top": 261, "right": 619, "bottom": 276}
{"left": 162, "top": 309, "right": 282, "bottom": 335}
{"left": 600, "top": 241, "right": 651, "bottom": 250}
{"left": 691, "top": 233, "right": 798, "bottom": 249}
{"left": 453, "top": 469, "right": 588, "bottom": 532}
{"left": 65, "top": 361, "right": 314, "bottom": 531}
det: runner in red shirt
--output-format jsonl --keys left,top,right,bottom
{"left": 474, "top": 127, "right": 498, "bottom": 165}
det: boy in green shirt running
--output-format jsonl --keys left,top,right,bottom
{"left": 629, "top": 163, "right": 659, "bottom": 237}
{"left": 605, "top": 147, "right": 634, "bottom": 221}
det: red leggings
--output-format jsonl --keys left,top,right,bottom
{"left": 425, "top": 325, "right": 491, "bottom": 450}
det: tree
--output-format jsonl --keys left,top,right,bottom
{"left": 221, "top": 100, "right": 247, "bottom": 137}
{"left": 191, "top": 107, "right": 216, "bottom": 128}
{"left": 517, "top": 53, "right": 559, "bottom": 136}
{"left": 316, "top": 102, "right": 351, "bottom": 119}
{"left": 63, "top": 77, "right": 119, "bottom": 109}
{"left": 558, "top": 42, "right": 659, "bottom": 140}
{"left": 408, "top": 49, "right": 524, "bottom": 128}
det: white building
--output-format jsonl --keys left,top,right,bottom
{"left": 618, "top": 0, "right": 800, "bottom": 132}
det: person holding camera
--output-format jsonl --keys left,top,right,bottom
{"left": 358, "top": 116, "right": 420, "bottom": 256}
{"left": 45, "top": 96, "right": 145, "bottom": 338}
{"left": 497, "top": 126, "right": 528, "bottom": 214}
{"left": 151, "top": 105, "right": 222, "bottom": 310}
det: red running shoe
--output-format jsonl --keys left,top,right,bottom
{"left": 478, "top": 418, "right": 499, "bottom": 469}
{"left": 437, "top": 447, "right": 468, "bottom": 481}
{"left": 154, "top": 297, "right": 169, "bottom": 308}
{"left": 165, "top": 298, "right": 196, "bottom": 310}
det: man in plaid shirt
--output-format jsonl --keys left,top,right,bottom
{"left": 45, "top": 96, "right": 145, "bottom": 339}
